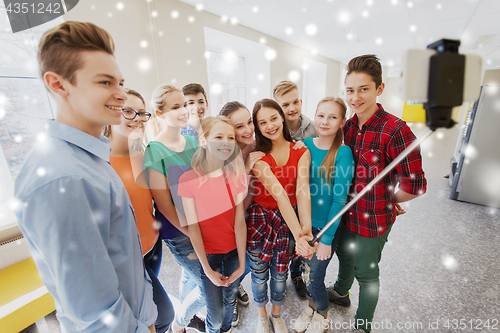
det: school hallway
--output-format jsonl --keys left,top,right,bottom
{"left": 23, "top": 123, "right": 500, "bottom": 332}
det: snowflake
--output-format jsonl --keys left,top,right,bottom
{"left": 257, "top": 73, "right": 265, "bottom": 81}
{"left": 265, "top": 49, "right": 277, "bottom": 61}
{"left": 349, "top": 242, "right": 355, "bottom": 249}
{"left": 188, "top": 16, "right": 195, "bottom": 23}
{"left": 37, "top": 167, "right": 46, "bottom": 177}
{"left": 288, "top": 70, "right": 300, "bottom": 82}
{"left": 337, "top": 10, "right": 351, "bottom": 24}
{"left": 251, "top": 6, "right": 258, "bottom": 13}
{"left": 140, "top": 40, "right": 148, "bottom": 48}
{"left": 14, "top": 135, "right": 22, "bottom": 143}
{"left": 259, "top": 37, "right": 267, "bottom": 44}
{"left": 59, "top": 187, "right": 66, "bottom": 194}
{"left": 370, "top": 262, "right": 376, "bottom": 268}
{"left": 211, "top": 83, "right": 223, "bottom": 95}
{"left": 171, "top": 11, "right": 179, "bottom": 19}
{"left": 116, "top": 2, "right": 124, "bottom": 11}
{"left": 196, "top": 3, "right": 203, "bottom": 11}
{"left": 442, "top": 255, "right": 458, "bottom": 271}
{"left": 102, "top": 313, "right": 116, "bottom": 326}
{"left": 318, "top": 199, "right": 324, "bottom": 205}
{"left": 285, "top": 27, "right": 293, "bottom": 35}
{"left": 305, "top": 24, "right": 317, "bottom": 36}
{"left": 251, "top": 88, "right": 258, "bottom": 95}
{"left": 137, "top": 57, "right": 152, "bottom": 72}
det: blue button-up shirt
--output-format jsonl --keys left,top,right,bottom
{"left": 14, "top": 120, "right": 157, "bottom": 332}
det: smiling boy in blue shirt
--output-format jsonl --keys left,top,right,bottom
{"left": 13, "top": 21, "right": 161, "bottom": 332}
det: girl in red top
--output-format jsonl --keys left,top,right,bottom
{"left": 248, "top": 99, "right": 315, "bottom": 333}
{"left": 178, "top": 116, "right": 247, "bottom": 333}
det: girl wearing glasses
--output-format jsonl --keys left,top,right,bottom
{"left": 103, "top": 88, "right": 173, "bottom": 333}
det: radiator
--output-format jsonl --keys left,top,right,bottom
{"left": 0, "top": 236, "right": 31, "bottom": 270}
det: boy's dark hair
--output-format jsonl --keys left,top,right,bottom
{"left": 252, "top": 99, "right": 292, "bottom": 154}
{"left": 346, "top": 54, "right": 382, "bottom": 88}
{"left": 38, "top": 21, "right": 115, "bottom": 84}
{"left": 219, "top": 101, "right": 248, "bottom": 117}
{"left": 182, "top": 83, "right": 208, "bottom": 102}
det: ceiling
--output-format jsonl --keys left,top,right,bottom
{"left": 178, "top": 0, "right": 500, "bottom": 74}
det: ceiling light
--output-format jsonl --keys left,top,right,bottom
{"left": 252, "top": 6, "right": 259, "bottom": 13}
{"left": 436, "top": 3, "right": 442, "bottom": 9}
{"left": 362, "top": 11, "right": 370, "bottom": 18}
{"left": 407, "top": 1, "right": 414, "bottom": 8}
{"left": 366, "top": 0, "right": 373, "bottom": 5}
{"left": 285, "top": 27, "right": 293, "bottom": 35}
{"left": 409, "top": 25, "right": 417, "bottom": 32}
{"left": 196, "top": 3, "right": 203, "bottom": 11}
{"left": 391, "top": 0, "right": 398, "bottom": 4}
{"left": 375, "top": 37, "right": 383, "bottom": 45}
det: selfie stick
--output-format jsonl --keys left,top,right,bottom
{"left": 308, "top": 128, "right": 434, "bottom": 246}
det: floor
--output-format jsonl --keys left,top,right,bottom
{"left": 22, "top": 123, "right": 500, "bottom": 333}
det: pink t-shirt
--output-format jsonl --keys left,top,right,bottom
{"left": 178, "top": 169, "right": 246, "bottom": 254}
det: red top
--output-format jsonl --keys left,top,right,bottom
{"left": 343, "top": 104, "right": 427, "bottom": 238}
{"left": 109, "top": 154, "right": 159, "bottom": 256}
{"left": 252, "top": 142, "right": 308, "bottom": 209}
{"left": 178, "top": 169, "right": 247, "bottom": 254}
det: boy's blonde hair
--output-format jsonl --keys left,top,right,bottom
{"left": 192, "top": 116, "right": 245, "bottom": 186}
{"left": 273, "top": 80, "right": 298, "bottom": 99}
{"left": 37, "top": 21, "right": 115, "bottom": 84}
{"left": 145, "top": 85, "right": 182, "bottom": 142}
{"left": 315, "top": 97, "right": 348, "bottom": 184}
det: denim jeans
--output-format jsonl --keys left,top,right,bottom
{"left": 301, "top": 227, "right": 339, "bottom": 315}
{"left": 334, "top": 224, "right": 392, "bottom": 332}
{"left": 164, "top": 234, "right": 205, "bottom": 328}
{"left": 248, "top": 234, "right": 294, "bottom": 307}
{"left": 201, "top": 249, "right": 240, "bottom": 333}
{"left": 144, "top": 237, "right": 174, "bottom": 333}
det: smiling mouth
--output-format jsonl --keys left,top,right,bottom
{"left": 320, "top": 127, "right": 329, "bottom": 131}
{"left": 178, "top": 117, "right": 188, "bottom": 122}
{"left": 267, "top": 128, "right": 278, "bottom": 135}
{"left": 106, "top": 105, "right": 122, "bottom": 112}
{"left": 218, "top": 148, "right": 231, "bottom": 153}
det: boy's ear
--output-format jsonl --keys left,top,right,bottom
{"left": 376, "top": 82, "right": 385, "bottom": 96}
{"left": 44, "top": 71, "right": 69, "bottom": 97}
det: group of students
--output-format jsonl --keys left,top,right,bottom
{"left": 14, "top": 21, "right": 427, "bottom": 333}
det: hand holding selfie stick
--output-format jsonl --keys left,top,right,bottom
{"left": 309, "top": 39, "right": 476, "bottom": 247}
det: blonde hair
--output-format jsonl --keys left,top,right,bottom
{"left": 273, "top": 80, "right": 298, "bottom": 99}
{"left": 191, "top": 116, "right": 245, "bottom": 187}
{"left": 38, "top": 21, "right": 114, "bottom": 84}
{"left": 316, "top": 97, "right": 347, "bottom": 184}
{"left": 145, "top": 84, "right": 181, "bottom": 143}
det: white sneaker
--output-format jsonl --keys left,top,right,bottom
{"left": 256, "top": 317, "right": 270, "bottom": 333}
{"left": 294, "top": 306, "right": 314, "bottom": 332}
{"left": 305, "top": 312, "right": 330, "bottom": 333}
{"left": 269, "top": 314, "right": 288, "bottom": 333}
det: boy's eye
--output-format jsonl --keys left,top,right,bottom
{"left": 100, "top": 81, "right": 111, "bottom": 86}
{"left": 188, "top": 101, "right": 194, "bottom": 105}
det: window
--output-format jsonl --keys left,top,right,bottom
{"left": 0, "top": 5, "right": 61, "bottom": 231}
{"left": 204, "top": 27, "right": 270, "bottom": 115}
{"left": 302, "top": 58, "right": 327, "bottom": 119}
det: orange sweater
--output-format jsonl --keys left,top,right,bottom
{"left": 110, "top": 154, "right": 158, "bottom": 256}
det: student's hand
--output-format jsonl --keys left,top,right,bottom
{"left": 296, "top": 234, "right": 316, "bottom": 260}
{"left": 301, "top": 225, "right": 312, "bottom": 239}
{"left": 394, "top": 203, "right": 406, "bottom": 216}
{"left": 149, "top": 324, "right": 155, "bottom": 333}
{"left": 292, "top": 140, "right": 305, "bottom": 150}
{"left": 316, "top": 243, "right": 332, "bottom": 261}
{"left": 227, "top": 266, "right": 245, "bottom": 285}
{"left": 206, "top": 269, "right": 229, "bottom": 287}
{"left": 245, "top": 151, "right": 266, "bottom": 174}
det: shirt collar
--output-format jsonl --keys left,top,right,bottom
{"left": 351, "top": 103, "right": 385, "bottom": 130}
{"left": 46, "top": 120, "right": 111, "bottom": 162}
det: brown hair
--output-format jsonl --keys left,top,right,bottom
{"left": 103, "top": 88, "right": 146, "bottom": 139}
{"left": 273, "top": 80, "right": 298, "bottom": 99}
{"left": 219, "top": 101, "right": 248, "bottom": 118}
{"left": 182, "top": 83, "right": 208, "bottom": 103}
{"left": 191, "top": 116, "right": 245, "bottom": 186}
{"left": 37, "top": 21, "right": 115, "bottom": 84}
{"left": 252, "top": 99, "right": 292, "bottom": 154}
{"left": 315, "top": 97, "right": 347, "bottom": 183}
{"left": 346, "top": 54, "right": 382, "bottom": 88}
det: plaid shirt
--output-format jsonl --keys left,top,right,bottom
{"left": 343, "top": 104, "right": 427, "bottom": 238}
{"left": 181, "top": 125, "right": 199, "bottom": 143}
{"left": 246, "top": 202, "right": 294, "bottom": 272}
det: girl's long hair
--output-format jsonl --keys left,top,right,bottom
{"left": 103, "top": 88, "right": 146, "bottom": 152}
{"left": 191, "top": 116, "right": 245, "bottom": 186}
{"left": 252, "top": 99, "right": 292, "bottom": 154}
{"left": 316, "top": 97, "right": 347, "bottom": 184}
{"left": 144, "top": 84, "right": 181, "bottom": 144}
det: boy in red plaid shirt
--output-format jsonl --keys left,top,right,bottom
{"left": 328, "top": 55, "right": 427, "bottom": 333}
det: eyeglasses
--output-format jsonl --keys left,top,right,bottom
{"left": 122, "top": 108, "right": 151, "bottom": 122}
